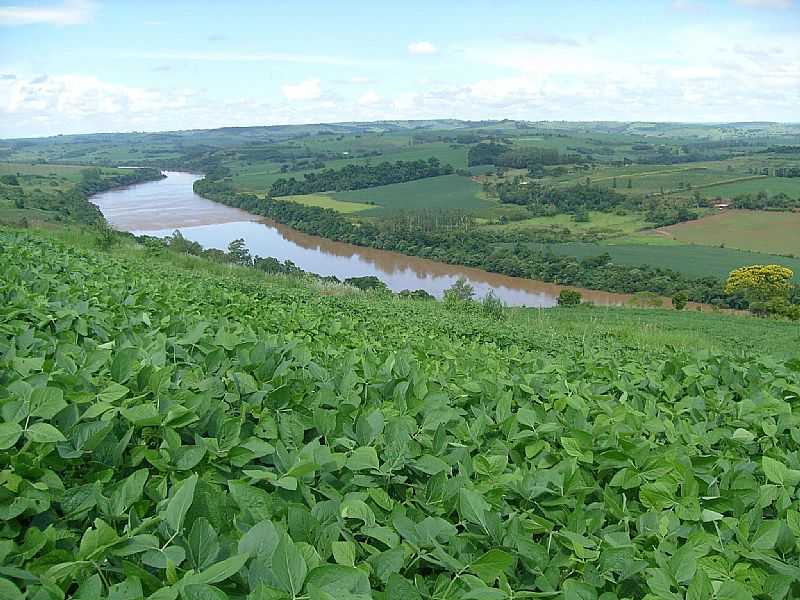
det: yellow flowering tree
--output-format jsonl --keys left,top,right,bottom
{"left": 725, "top": 265, "right": 793, "bottom": 302}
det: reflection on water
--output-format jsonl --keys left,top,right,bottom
{"left": 92, "top": 171, "right": 634, "bottom": 308}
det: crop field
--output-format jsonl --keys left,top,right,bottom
{"left": 697, "top": 176, "right": 800, "bottom": 198}
{"left": 540, "top": 241, "right": 800, "bottom": 280}
{"left": 2, "top": 226, "right": 800, "bottom": 599}
{"left": 331, "top": 174, "right": 490, "bottom": 213}
{"left": 655, "top": 209, "right": 800, "bottom": 255}
{"left": 484, "top": 211, "right": 653, "bottom": 236}
{"left": 279, "top": 193, "right": 376, "bottom": 214}
{"left": 538, "top": 159, "right": 800, "bottom": 199}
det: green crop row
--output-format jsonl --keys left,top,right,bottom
{"left": 1, "top": 229, "right": 800, "bottom": 600}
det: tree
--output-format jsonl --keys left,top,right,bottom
{"left": 725, "top": 265, "right": 793, "bottom": 304}
{"left": 344, "top": 276, "right": 389, "bottom": 292}
{"left": 557, "top": 289, "right": 582, "bottom": 307}
{"left": 672, "top": 291, "right": 688, "bottom": 310}
{"left": 227, "top": 238, "right": 252, "bottom": 266}
{"left": 725, "top": 265, "right": 795, "bottom": 317}
{"left": 444, "top": 277, "right": 475, "bottom": 302}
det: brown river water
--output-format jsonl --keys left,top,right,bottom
{"left": 91, "top": 171, "right": 645, "bottom": 308}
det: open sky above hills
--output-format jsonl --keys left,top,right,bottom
{"left": 0, "top": 0, "right": 798, "bottom": 137}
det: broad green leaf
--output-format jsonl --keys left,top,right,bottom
{"left": 185, "top": 553, "right": 248, "bottom": 585}
{"left": 165, "top": 474, "right": 198, "bottom": 532}
{"left": 0, "top": 422, "right": 22, "bottom": 449}
{"left": 331, "top": 540, "right": 356, "bottom": 566}
{"left": 345, "top": 446, "right": 379, "bottom": 471}
{"left": 188, "top": 518, "right": 220, "bottom": 571}
{"left": 182, "top": 584, "right": 229, "bottom": 600}
{"left": 26, "top": 422, "right": 67, "bottom": 443}
{"left": 271, "top": 534, "right": 307, "bottom": 596}
{"left": 469, "top": 549, "right": 513, "bottom": 583}
{"left": 305, "top": 565, "right": 371, "bottom": 599}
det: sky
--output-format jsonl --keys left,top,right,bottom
{"left": 0, "top": 0, "right": 798, "bottom": 138}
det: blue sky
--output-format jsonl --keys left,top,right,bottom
{"left": 0, "top": 0, "right": 798, "bottom": 137}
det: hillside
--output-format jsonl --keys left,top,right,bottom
{"left": 1, "top": 226, "right": 799, "bottom": 599}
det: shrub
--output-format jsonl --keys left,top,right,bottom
{"left": 481, "top": 291, "right": 506, "bottom": 320}
{"left": 672, "top": 291, "right": 689, "bottom": 310}
{"left": 557, "top": 289, "right": 582, "bottom": 307}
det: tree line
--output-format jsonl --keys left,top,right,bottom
{"left": 269, "top": 157, "right": 454, "bottom": 196}
{"left": 468, "top": 142, "right": 581, "bottom": 168}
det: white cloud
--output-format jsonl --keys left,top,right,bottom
{"left": 281, "top": 79, "right": 321, "bottom": 101}
{"left": 0, "top": 0, "right": 96, "bottom": 26}
{"left": 3, "top": 74, "right": 188, "bottom": 117}
{"left": 408, "top": 41, "right": 437, "bottom": 55}
{"left": 735, "top": 0, "right": 792, "bottom": 7}
{"left": 124, "top": 50, "right": 380, "bottom": 67}
{"left": 358, "top": 90, "right": 381, "bottom": 105}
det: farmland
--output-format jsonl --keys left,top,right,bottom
{"left": 2, "top": 225, "right": 800, "bottom": 600}
{"left": 330, "top": 174, "right": 488, "bottom": 213}
{"left": 655, "top": 209, "right": 800, "bottom": 256}
{"left": 539, "top": 241, "right": 800, "bottom": 281}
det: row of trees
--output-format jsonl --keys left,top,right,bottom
{"left": 194, "top": 177, "right": 751, "bottom": 306}
{"left": 269, "top": 157, "right": 453, "bottom": 196}
{"left": 468, "top": 142, "right": 580, "bottom": 168}
{"left": 731, "top": 191, "right": 800, "bottom": 210}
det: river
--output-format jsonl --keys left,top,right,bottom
{"left": 91, "top": 171, "right": 637, "bottom": 307}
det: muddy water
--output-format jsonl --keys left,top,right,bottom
{"left": 91, "top": 171, "right": 637, "bottom": 307}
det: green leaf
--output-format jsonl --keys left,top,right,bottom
{"left": 0, "top": 578, "right": 23, "bottom": 600}
{"left": 563, "top": 579, "right": 598, "bottom": 600}
{"left": 459, "top": 488, "right": 490, "bottom": 530}
{"left": 121, "top": 403, "right": 161, "bottom": 427}
{"left": 30, "top": 386, "right": 66, "bottom": 418}
{"left": 26, "top": 422, "right": 67, "bottom": 443}
{"left": 182, "top": 584, "right": 229, "bottom": 600}
{"left": 165, "top": 473, "right": 198, "bottom": 532}
{"left": 305, "top": 565, "right": 371, "bottom": 599}
{"left": 385, "top": 574, "right": 421, "bottom": 600}
{"left": 238, "top": 520, "right": 280, "bottom": 558}
{"left": 469, "top": 549, "right": 513, "bottom": 583}
{"left": 687, "top": 568, "right": 713, "bottom": 600}
{"left": 188, "top": 518, "right": 220, "bottom": 571}
{"left": 186, "top": 553, "right": 249, "bottom": 585}
{"left": 345, "top": 446, "right": 379, "bottom": 471}
{"left": 271, "top": 534, "right": 307, "bottom": 596}
{"left": 331, "top": 541, "right": 356, "bottom": 566}
{"left": 763, "top": 456, "right": 800, "bottom": 486}
{"left": 0, "top": 422, "right": 23, "bottom": 449}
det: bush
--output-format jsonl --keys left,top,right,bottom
{"left": 557, "top": 289, "right": 582, "bottom": 307}
{"left": 672, "top": 291, "right": 689, "bottom": 310}
{"left": 443, "top": 277, "right": 475, "bottom": 304}
{"left": 481, "top": 291, "right": 506, "bottom": 320}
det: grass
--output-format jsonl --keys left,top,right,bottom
{"left": 279, "top": 193, "right": 375, "bottom": 214}
{"left": 538, "top": 241, "right": 800, "bottom": 281}
{"left": 654, "top": 209, "right": 800, "bottom": 255}
{"left": 330, "top": 174, "right": 490, "bottom": 213}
